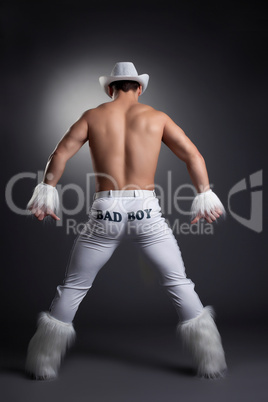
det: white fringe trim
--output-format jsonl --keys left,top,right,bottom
{"left": 26, "top": 182, "right": 60, "bottom": 214}
{"left": 177, "top": 306, "right": 227, "bottom": 379}
{"left": 191, "top": 189, "right": 226, "bottom": 220}
{"left": 25, "top": 312, "right": 76, "bottom": 380}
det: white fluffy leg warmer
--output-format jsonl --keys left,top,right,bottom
{"left": 25, "top": 312, "right": 76, "bottom": 380}
{"left": 177, "top": 306, "right": 227, "bottom": 379}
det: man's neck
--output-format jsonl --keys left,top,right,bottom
{"left": 112, "top": 90, "right": 139, "bottom": 104}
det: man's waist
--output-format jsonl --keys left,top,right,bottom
{"left": 93, "top": 189, "right": 156, "bottom": 200}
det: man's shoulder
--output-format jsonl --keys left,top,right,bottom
{"left": 81, "top": 103, "right": 168, "bottom": 122}
{"left": 135, "top": 103, "right": 167, "bottom": 118}
{"left": 81, "top": 104, "right": 108, "bottom": 120}
{"left": 83, "top": 103, "right": 108, "bottom": 113}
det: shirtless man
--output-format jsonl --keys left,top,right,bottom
{"left": 25, "top": 62, "right": 227, "bottom": 380}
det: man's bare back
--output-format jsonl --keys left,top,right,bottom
{"left": 43, "top": 85, "right": 208, "bottom": 190}
{"left": 85, "top": 95, "right": 165, "bottom": 191}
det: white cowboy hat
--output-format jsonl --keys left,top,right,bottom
{"left": 99, "top": 62, "right": 149, "bottom": 98}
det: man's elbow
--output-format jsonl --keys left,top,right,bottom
{"left": 48, "top": 148, "right": 68, "bottom": 161}
{"left": 186, "top": 151, "right": 205, "bottom": 166}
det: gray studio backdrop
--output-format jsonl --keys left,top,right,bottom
{"left": 2, "top": 2, "right": 267, "bottom": 336}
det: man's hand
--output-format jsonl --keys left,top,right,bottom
{"left": 191, "top": 207, "right": 223, "bottom": 224}
{"left": 30, "top": 207, "right": 60, "bottom": 221}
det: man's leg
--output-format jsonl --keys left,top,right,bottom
{"left": 132, "top": 197, "right": 227, "bottom": 378}
{"left": 25, "top": 214, "right": 122, "bottom": 380}
{"left": 134, "top": 221, "right": 204, "bottom": 323}
{"left": 49, "top": 231, "right": 119, "bottom": 323}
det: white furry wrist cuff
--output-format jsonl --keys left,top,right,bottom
{"left": 27, "top": 182, "right": 60, "bottom": 214}
{"left": 191, "top": 189, "right": 226, "bottom": 219}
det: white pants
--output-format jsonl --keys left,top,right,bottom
{"left": 49, "top": 190, "right": 204, "bottom": 323}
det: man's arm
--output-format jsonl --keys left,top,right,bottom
{"left": 27, "top": 114, "right": 89, "bottom": 221}
{"left": 43, "top": 115, "right": 89, "bottom": 187}
{"left": 162, "top": 115, "right": 225, "bottom": 224}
